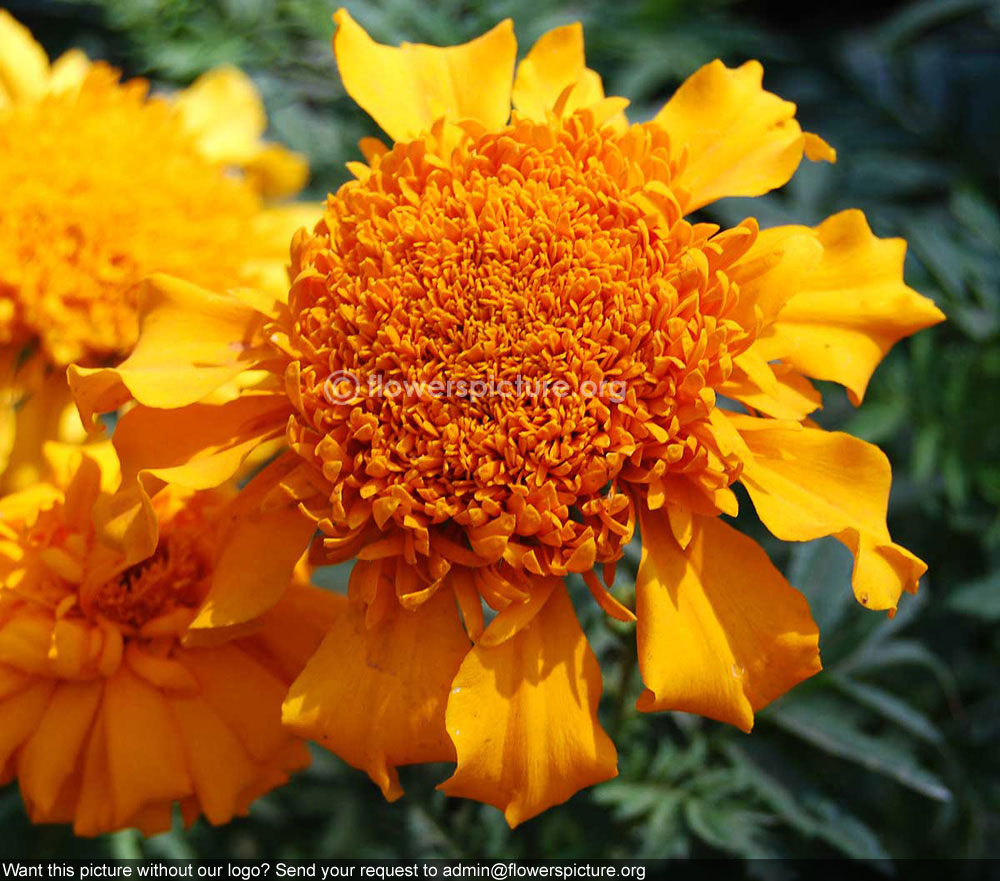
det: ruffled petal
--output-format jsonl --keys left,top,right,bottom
{"left": 168, "top": 693, "right": 263, "bottom": 825}
{"left": 191, "top": 457, "right": 318, "bottom": 629}
{"left": 173, "top": 66, "right": 308, "bottom": 198}
{"left": 68, "top": 274, "right": 267, "bottom": 425}
{"left": 440, "top": 583, "right": 617, "bottom": 828}
{"left": 654, "top": 59, "right": 834, "bottom": 212}
{"left": 242, "top": 145, "right": 310, "bottom": 200}
{"left": 0, "top": 680, "right": 55, "bottom": 772}
{"left": 102, "top": 666, "right": 192, "bottom": 826}
{"left": 245, "top": 580, "right": 346, "bottom": 682}
{"left": 512, "top": 24, "right": 613, "bottom": 121}
{"left": 91, "top": 393, "right": 290, "bottom": 564}
{"left": 0, "top": 10, "right": 49, "bottom": 107}
{"left": 333, "top": 8, "right": 516, "bottom": 142}
{"left": 636, "top": 507, "right": 821, "bottom": 731}
{"left": 731, "top": 415, "right": 926, "bottom": 611}
{"left": 1, "top": 367, "right": 85, "bottom": 494}
{"left": 18, "top": 680, "right": 102, "bottom": 818}
{"left": 180, "top": 644, "right": 290, "bottom": 762}
{"left": 756, "top": 210, "right": 946, "bottom": 404}
{"left": 174, "top": 66, "right": 267, "bottom": 163}
{"left": 283, "top": 585, "right": 470, "bottom": 800}
{"left": 47, "top": 49, "right": 91, "bottom": 94}
{"left": 720, "top": 360, "right": 822, "bottom": 421}
{"left": 728, "top": 225, "right": 824, "bottom": 329}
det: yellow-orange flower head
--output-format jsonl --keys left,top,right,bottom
{"left": 0, "top": 444, "right": 339, "bottom": 836}
{"left": 288, "top": 113, "right": 754, "bottom": 579}
{"left": 0, "top": 9, "right": 310, "bottom": 491}
{"left": 69, "top": 11, "right": 947, "bottom": 828}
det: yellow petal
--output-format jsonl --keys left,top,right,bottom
{"left": 728, "top": 226, "right": 824, "bottom": 330}
{"left": 47, "top": 48, "right": 90, "bottom": 94}
{"left": 636, "top": 507, "right": 821, "bottom": 731}
{"left": 654, "top": 60, "right": 833, "bottom": 212}
{"left": 174, "top": 66, "right": 266, "bottom": 163}
{"left": 1, "top": 368, "right": 84, "bottom": 494}
{"left": 440, "top": 583, "right": 617, "bottom": 828}
{"left": 732, "top": 415, "right": 926, "bottom": 610}
{"left": 721, "top": 361, "right": 822, "bottom": 421}
{"left": 283, "top": 586, "right": 470, "bottom": 800}
{"left": 333, "top": 8, "right": 516, "bottom": 142}
{"left": 512, "top": 23, "right": 609, "bottom": 121}
{"left": 68, "top": 274, "right": 266, "bottom": 425}
{"left": 759, "top": 210, "right": 945, "bottom": 404}
{"left": 242, "top": 143, "right": 310, "bottom": 199}
{"left": 0, "top": 10, "right": 49, "bottom": 106}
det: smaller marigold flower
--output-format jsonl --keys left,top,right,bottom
{"left": 0, "top": 442, "right": 341, "bottom": 836}
{"left": 0, "top": 9, "right": 314, "bottom": 491}
{"left": 69, "top": 12, "right": 946, "bottom": 827}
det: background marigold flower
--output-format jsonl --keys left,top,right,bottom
{"left": 0, "top": 441, "right": 340, "bottom": 836}
{"left": 0, "top": 9, "right": 313, "bottom": 492}
{"left": 69, "top": 11, "right": 945, "bottom": 828}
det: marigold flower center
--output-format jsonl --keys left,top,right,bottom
{"left": 88, "top": 532, "right": 209, "bottom": 629}
{"left": 286, "top": 112, "right": 757, "bottom": 577}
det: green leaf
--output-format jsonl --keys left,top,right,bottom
{"left": 764, "top": 692, "right": 951, "bottom": 801}
{"left": 946, "top": 570, "right": 1000, "bottom": 620}
{"left": 829, "top": 675, "right": 945, "bottom": 746}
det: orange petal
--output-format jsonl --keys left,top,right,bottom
{"left": 18, "top": 680, "right": 102, "bottom": 817}
{"left": 102, "top": 666, "right": 192, "bottom": 827}
{"left": 440, "top": 583, "right": 617, "bottom": 827}
{"left": 246, "top": 581, "right": 347, "bottom": 682}
{"left": 0, "top": 680, "right": 55, "bottom": 772}
{"left": 731, "top": 415, "right": 926, "bottom": 611}
{"left": 333, "top": 9, "right": 516, "bottom": 142}
{"left": 478, "top": 574, "right": 558, "bottom": 646}
{"left": 92, "top": 393, "right": 289, "bottom": 564}
{"left": 283, "top": 586, "right": 470, "bottom": 800}
{"left": 654, "top": 60, "right": 834, "bottom": 212}
{"left": 192, "top": 460, "right": 318, "bottom": 629}
{"left": 180, "top": 644, "right": 289, "bottom": 762}
{"left": 168, "top": 693, "right": 260, "bottom": 825}
{"left": 757, "top": 210, "right": 945, "bottom": 404}
{"left": 636, "top": 507, "right": 821, "bottom": 731}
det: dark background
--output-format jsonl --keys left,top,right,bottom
{"left": 3, "top": 0, "right": 999, "bottom": 864}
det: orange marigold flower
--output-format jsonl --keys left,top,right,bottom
{"left": 0, "top": 9, "right": 313, "bottom": 490}
{"left": 0, "top": 442, "right": 340, "bottom": 836}
{"left": 69, "top": 11, "right": 945, "bottom": 827}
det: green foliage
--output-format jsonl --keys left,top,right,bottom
{"left": 5, "top": 0, "right": 999, "bottom": 864}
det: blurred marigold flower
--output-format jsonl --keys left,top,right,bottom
{"left": 0, "top": 9, "right": 313, "bottom": 490}
{"left": 0, "top": 441, "right": 340, "bottom": 836}
{"left": 69, "top": 11, "right": 945, "bottom": 827}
